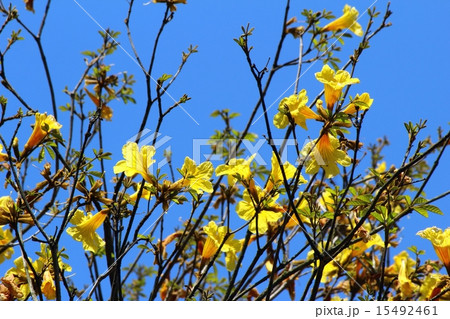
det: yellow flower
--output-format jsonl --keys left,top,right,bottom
{"left": 319, "top": 189, "right": 335, "bottom": 212}
{"left": 215, "top": 154, "right": 256, "bottom": 185}
{"left": 152, "top": 0, "right": 186, "bottom": 12}
{"left": 23, "top": 113, "right": 62, "bottom": 152}
{"left": 273, "top": 90, "right": 320, "bottom": 130}
{"left": 342, "top": 93, "right": 373, "bottom": 114}
{"left": 41, "top": 270, "right": 56, "bottom": 300}
{"left": 321, "top": 234, "right": 384, "bottom": 283}
{"left": 417, "top": 227, "right": 450, "bottom": 275}
{"left": 0, "top": 226, "right": 14, "bottom": 265}
{"left": 394, "top": 251, "right": 418, "bottom": 298}
{"left": 419, "top": 274, "right": 450, "bottom": 301}
{"left": 113, "top": 142, "right": 156, "bottom": 183}
{"left": 128, "top": 182, "right": 153, "bottom": 203}
{"left": 322, "top": 5, "right": 363, "bottom": 37}
{"left": 6, "top": 256, "right": 43, "bottom": 300}
{"left": 236, "top": 186, "right": 284, "bottom": 234}
{"left": 315, "top": 65, "right": 360, "bottom": 110}
{"left": 265, "top": 152, "right": 306, "bottom": 192}
{"left": 301, "top": 133, "right": 352, "bottom": 178}
{"left": 66, "top": 209, "right": 108, "bottom": 254}
{"left": 284, "top": 198, "right": 310, "bottom": 229}
{"left": 201, "top": 221, "right": 242, "bottom": 271}
{"left": 0, "top": 195, "right": 34, "bottom": 226}
{"left": 84, "top": 88, "right": 113, "bottom": 121}
{"left": 177, "top": 156, "right": 213, "bottom": 194}
{"left": 0, "top": 144, "right": 8, "bottom": 162}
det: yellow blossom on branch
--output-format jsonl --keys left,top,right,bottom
{"left": 128, "top": 182, "right": 154, "bottom": 203}
{"left": 236, "top": 186, "right": 284, "bottom": 234}
{"left": 419, "top": 274, "right": 450, "bottom": 301}
{"left": 395, "top": 251, "right": 418, "bottom": 298}
{"left": 265, "top": 152, "right": 306, "bottom": 192}
{"left": 300, "top": 133, "right": 352, "bottom": 178}
{"left": 417, "top": 226, "right": 450, "bottom": 275}
{"left": 315, "top": 65, "right": 359, "bottom": 110}
{"left": 6, "top": 256, "right": 43, "bottom": 300}
{"left": 23, "top": 112, "right": 62, "bottom": 153}
{"left": 0, "top": 144, "right": 8, "bottom": 162}
{"left": 215, "top": 154, "right": 256, "bottom": 185}
{"left": 201, "top": 221, "right": 242, "bottom": 271}
{"left": 342, "top": 92, "right": 373, "bottom": 114}
{"left": 0, "top": 195, "right": 34, "bottom": 226}
{"left": 322, "top": 5, "right": 363, "bottom": 37}
{"left": 66, "top": 209, "right": 108, "bottom": 254}
{"left": 320, "top": 234, "right": 384, "bottom": 283}
{"left": 0, "top": 226, "right": 14, "bottom": 265}
{"left": 84, "top": 88, "right": 113, "bottom": 121}
{"left": 273, "top": 90, "right": 320, "bottom": 130}
{"left": 113, "top": 142, "right": 156, "bottom": 183}
{"left": 177, "top": 156, "right": 213, "bottom": 194}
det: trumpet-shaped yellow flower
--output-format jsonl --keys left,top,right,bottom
{"left": 66, "top": 209, "right": 108, "bottom": 254}
{"left": 202, "top": 221, "right": 242, "bottom": 271}
{"left": 0, "top": 226, "right": 14, "bottom": 265}
{"left": 129, "top": 182, "right": 153, "bottom": 203}
{"left": 315, "top": 65, "right": 360, "bottom": 109}
{"left": 6, "top": 256, "right": 43, "bottom": 300}
{"left": 320, "top": 234, "right": 384, "bottom": 283}
{"left": 23, "top": 113, "right": 62, "bottom": 152}
{"left": 417, "top": 227, "right": 450, "bottom": 275}
{"left": 215, "top": 154, "right": 256, "bottom": 185}
{"left": 236, "top": 186, "right": 284, "bottom": 234}
{"left": 0, "top": 144, "right": 8, "bottom": 162}
{"left": 178, "top": 156, "right": 213, "bottom": 194}
{"left": 342, "top": 93, "right": 373, "bottom": 114}
{"left": 301, "top": 133, "right": 352, "bottom": 178}
{"left": 41, "top": 270, "right": 56, "bottom": 300}
{"left": 284, "top": 198, "right": 310, "bottom": 229}
{"left": 0, "top": 195, "right": 34, "bottom": 226}
{"left": 113, "top": 142, "right": 156, "bottom": 183}
{"left": 265, "top": 152, "right": 306, "bottom": 192}
{"left": 419, "top": 274, "right": 450, "bottom": 301}
{"left": 322, "top": 5, "right": 363, "bottom": 37}
{"left": 152, "top": 0, "right": 186, "bottom": 12}
{"left": 393, "top": 251, "right": 418, "bottom": 298}
{"left": 273, "top": 90, "right": 320, "bottom": 130}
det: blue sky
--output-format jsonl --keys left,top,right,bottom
{"left": 1, "top": 0, "right": 449, "bottom": 300}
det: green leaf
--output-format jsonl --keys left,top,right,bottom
{"left": 371, "top": 211, "right": 384, "bottom": 223}
{"left": 38, "top": 147, "right": 45, "bottom": 163}
{"left": 45, "top": 146, "right": 55, "bottom": 160}
{"left": 420, "top": 204, "right": 443, "bottom": 215}
{"left": 414, "top": 207, "right": 429, "bottom": 218}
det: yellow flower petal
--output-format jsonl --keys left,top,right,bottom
{"left": 0, "top": 226, "right": 14, "bottom": 265}
{"left": 315, "top": 65, "right": 359, "bottom": 109}
{"left": 23, "top": 113, "right": 62, "bottom": 152}
{"left": 202, "top": 221, "right": 242, "bottom": 271}
{"left": 273, "top": 90, "right": 320, "bottom": 130}
{"left": 343, "top": 92, "right": 373, "bottom": 114}
{"left": 113, "top": 142, "right": 156, "bottom": 183}
{"left": 179, "top": 157, "right": 213, "bottom": 194}
{"left": 417, "top": 227, "right": 450, "bottom": 274}
{"left": 66, "top": 210, "right": 108, "bottom": 253}
{"left": 301, "top": 133, "right": 351, "bottom": 178}
{"left": 236, "top": 186, "right": 283, "bottom": 234}
{"left": 215, "top": 154, "right": 256, "bottom": 185}
{"left": 322, "top": 5, "right": 363, "bottom": 37}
